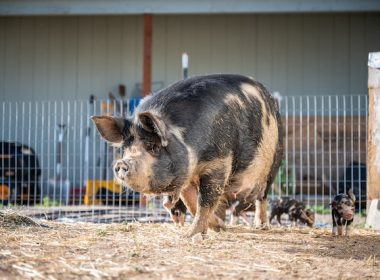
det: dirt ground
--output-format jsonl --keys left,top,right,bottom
{"left": 0, "top": 214, "right": 379, "bottom": 280}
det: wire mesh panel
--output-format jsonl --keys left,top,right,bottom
{"left": 0, "top": 95, "right": 368, "bottom": 224}
{"left": 273, "top": 95, "right": 367, "bottom": 219}
{"left": 0, "top": 98, "right": 169, "bottom": 223}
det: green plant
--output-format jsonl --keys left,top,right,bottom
{"left": 96, "top": 229, "right": 107, "bottom": 236}
{"left": 309, "top": 204, "right": 330, "bottom": 215}
{"left": 274, "top": 160, "right": 295, "bottom": 195}
{"left": 37, "top": 197, "right": 60, "bottom": 207}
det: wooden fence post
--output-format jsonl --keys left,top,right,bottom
{"left": 143, "top": 14, "right": 152, "bottom": 97}
{"left": 367, "top": 52, "right": 380, "bottom": 230}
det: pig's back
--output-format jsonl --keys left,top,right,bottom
{"left": 139, "top": 74, "right": 282, "bottom": 188}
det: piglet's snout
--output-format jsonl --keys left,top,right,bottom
{"left": 343, "top": 212, "right": 354, "bottom": 220}
{"left": 114, "top": 160, "right": 130, "bottom": 178}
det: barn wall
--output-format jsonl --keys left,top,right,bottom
{"left": 0, "top": 13, "right": 380, "bottom": 102}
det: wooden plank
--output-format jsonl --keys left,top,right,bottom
{"left": 318, "top": 14, "right": 334, "bottom": 96}
{"left": 368, "top": 52, "right": 380, "bottom": 203}
{"left": 62, "top": 17, "right": 78, "bottom": 100}
{"left": 240, "top": 15, "right": 257, "bottom": 78}
{"left": 77, "top": 17, "right": 92, "bottom": 99}
{"left": 195, "top": 15, "right": 211, "bottom": 74}
{"left": 19, "top": 18, "right": 35, "bottom": 100}
{"left": 92, "top": 16, "right": 107, "bottom": 98}
{"left": 226, "top": 15, "right": 241, "bottom": 74}
{"left": 152, "top": 15, "right": 166, "bottom": 87}
{"left": 332, "top": 14, "right": 350, "bottom": 95}
{"left": 349, "top": 14, "right": 366, "bottom": 95}
{"left": 106, "top": 16, "right": 122, "bottom": 97}
{"left": 121, "top": 16, "right": 140, "bottom": 98}
{"left": 165, "top": 15, "right": 181, "bottom": 85}
{"left": 142, "top": 14, "right": 152, "bottom": 97}
{"left": 210, "top": 15, "right": 227, "bottom": 73}
{"left": 33, "top": 17, "right": 49, "bottom": 100}
{"left": 47, "top": 17, "right": 64, "bottom": 101}
{"left": 0, "top": 18, "right": 5, "bottom": 98}
{"left": 286, "top": 15, "right": 303, "bottom": 95}
{"left": 256, "top": 14, "right": 273, "bottom": 87}
{"left": 4, "top": 17, "right": 20, "bottom": 101}
{"left": 180, "top": 15, "right": 196, "bottom": 75}
{"left": 303, "top": 15, "right": 319, "bottom": 96}
{"left": 272, "top": 15, "right": 288, "bottom": 93}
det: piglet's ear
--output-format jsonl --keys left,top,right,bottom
{"left": 138, "top": 112, "right": 168, "bottom": 147}
{"left": 348, "top": 188, "right": 356, "bottom": 203}
{"left": 91, "top": 116, "right": 126, "bottom": 145}
{"left": 330, "top": 200, "right": 337, "bottom": 208}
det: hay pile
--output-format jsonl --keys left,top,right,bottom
{"left": 0, "top": 211, "right": 379, "bottom": 279}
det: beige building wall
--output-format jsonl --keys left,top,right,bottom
{"left": 0, "top": 13, "right": 380, "bottom": 102}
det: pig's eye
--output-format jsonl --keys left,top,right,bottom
{"left": 124, "top": 136, "right": 134, "bottom": 146}
{"left": 144, "top": 142, "right": 159, "bottom": 155}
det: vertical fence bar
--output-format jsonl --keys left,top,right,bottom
{"left": 299, "top": 96, "right": 303, "bottom": 201}
{"left": 66, "top": 101, "right": 71, "bottom": 211}
{"left": 358, "top": 96, "right": 362, "bottom": 214}
{"left": 328, "top": 96, "right": 332, "bottom": 203}
{"left": 350, "top": 95, "right": 354, "bottom": 213}
{"left": 14, "top": 103, "right": 18, "bottom": 204}
{"left": 73, "top": 101, "right": 78, "bottom": 206}
{"left": 92, "top": 100, "right": 97, "bottom": 219}
{"left": 306, "top": 96, "right": 310, "bottom": 206}
{"left": 53, "top": 100, "right": 57, "bottom": 203}
{"left": 335, "top": 96, "right": 339, "bottom": 195}
{"left": 343, "top": 96, "right": 346, "bottom": 194}
{"left": 285, "top": 96, "right": 289, "bottom": 196}
{"left": 21, "top": 102, "right": 25, "bottom": 205}
{"left": 34, "top": 102, "right": 38, "bottom": 207}
{"left": 365, "top": 94, "right": 368, "bottom": 212}
{"left": 1, "top": 102, "right": 4, "bottom": 207}
{"left": 40, "top": 102, "right": 45, "bottom": 204}
{"left": 292, "top": 96, "right": 296, "bottom": 198}
{"left": 321, "top": 96, "right": 325, "bottom": 209}
{"left": 79, "top": 100, "right": 84, "bottom": 206}
{"left": 27, "top": 102, "right": 32, "bottom": 208}
{"left": 59, "top": 101, "right": 63, "bottom": 216}
{"left": 314, "top": 96, "right": 317, "bottom": 207}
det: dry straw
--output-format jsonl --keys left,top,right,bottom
{"left": 0, "top": 210, "right": 379, "bottom": 279}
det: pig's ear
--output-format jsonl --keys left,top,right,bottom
{"left": 91, "top": 116, "right": 126, "bottom": 145}
{"left": 138, "top": 112, "right": 168, "bottom": 147}
{"left": 300, "top": 209, "right": 313, "bottom": 224}
{"left": 348, "top": 188, "right": 356, "bottom": 203}
{"left": 330, "top": 200, "right": 337, "bottom": 208}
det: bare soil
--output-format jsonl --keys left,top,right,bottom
{"left": 0, "top": 212, "right": 379, "bottom": 280}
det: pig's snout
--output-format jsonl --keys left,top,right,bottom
{"left": 114, "top": 160, "right": 130, "bottom": 178}
{"left": 343, "top": 212, "right": 354, "bottom": 220}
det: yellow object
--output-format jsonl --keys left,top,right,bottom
{"left": 0, "top": 184, "right": 10, "bottom": 200}
{"left": 84, "top": 180, "right": 122, "bottom": 205}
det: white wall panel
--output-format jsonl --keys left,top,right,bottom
{"left": 0, "top": 14, "right": 379, "bottom": 102}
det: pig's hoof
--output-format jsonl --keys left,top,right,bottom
{"left": 254, "top": 223, "right": 270, "bottom": 230}
{"left": 209, "top": 219, "right": 226, "bottom": 232}
{"left": 191, "top": 233, "right": 205, "bottom": 243}
{"left": 185, "top": 225, "right": 207, "bottom": 238}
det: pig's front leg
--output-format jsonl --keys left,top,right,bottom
{"left": 254, "top": 198, "right": 269, "bottom": 229}
{"left": 186, "top": 172, "right": 226, "bottom": 238}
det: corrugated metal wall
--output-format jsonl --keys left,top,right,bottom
{"left": 0, "top": 14, "right": 380, "bottom": 101}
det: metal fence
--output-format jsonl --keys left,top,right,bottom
{"left": 0, "top": 95, "right": 368, "bottom": 224}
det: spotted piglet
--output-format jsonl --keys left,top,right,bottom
{"left": 163, "top": 196, "right": 187, "bottom": 226}
{"left": 331, "top": 189, "right": 356, "bottom": 236}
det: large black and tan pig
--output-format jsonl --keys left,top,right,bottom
{"left": 92, "top": 74, "right": 283, "bottom": 237}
